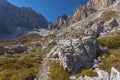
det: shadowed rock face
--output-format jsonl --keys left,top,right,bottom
{"left": 0, "top": 0, "right": 48, "bottom": 39}
{"left": 50, "top": 36, "right": 109, "bottom": 74}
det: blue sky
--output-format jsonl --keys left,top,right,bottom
{"left": 7, "top": 0, "right": 88, "bottom": 21}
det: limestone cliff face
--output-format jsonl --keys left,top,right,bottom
{"left": 73, "top": 0, "right": 117, "bottom": 23}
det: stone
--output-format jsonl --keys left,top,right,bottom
{"left": 84, "top": 21, "right": 104, "bottom": 38}
{"left": 110, "top": 67, "right": 120, "bottom": 80}
{"left": 110, "top": 19, "right": 119, "bottom": 28}
{"left": 69, "top": 76, "right": 76, "bottom": 80}
{"left": 95, "top": 68, "right": 109, "bottom": 80}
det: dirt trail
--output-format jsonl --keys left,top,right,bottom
{"left": 37, "top": 53, "right": 50, "bottom": 80}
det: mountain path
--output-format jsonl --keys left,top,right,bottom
{"left": 37, "top": 52, "right": 51, "bottom": 80}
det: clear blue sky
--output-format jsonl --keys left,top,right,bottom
{"left": 7, "top": 0, "right": 88, "bottom": 22}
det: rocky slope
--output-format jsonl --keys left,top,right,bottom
{"left": 53, "top": 0, "right": 120, "bottom": 39}
{"left": 0, "top": 0, "right": 48, "bottom": 40}
{"left": 46, "top": 0, "right": 120, "bottom": 80}
{"left": 49, "top": 0, "right": 118, "bottom": 30}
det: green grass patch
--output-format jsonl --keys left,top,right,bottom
{"left": 100, "top": 49, "right": 120, "bottom": 73}
{"left": 98, "top": 36, "right": 120, "bottom": 48}
{"left": 0, "top": 50, "right": 48, "bottom": 80}
{"left": 75, "top": 70, "right": 97, "bottom": 78}
{"left": 48, "top": 61, "right": 71, "bottom": 80}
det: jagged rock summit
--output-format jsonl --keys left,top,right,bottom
{"left": 73, "top": 0, "right": 117, "bottom": 22}
{"left": 0, "top": 0, "right": 48, "bottom": 40}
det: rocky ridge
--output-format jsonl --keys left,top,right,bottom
{"left": 49, "top": 0, "right": 117, "bottom": 30}
{"left": 53, "top": 0, "right": 120, "bottom": 39}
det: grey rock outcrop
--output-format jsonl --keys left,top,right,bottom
{"left": 72, "top": 67, "right": 120, "bottom": 80}
{"left": 84, "top": 21, "right": 104, "bottom": 37}
{"left": 0, "top": 0, "right": 48, "bottom": 40}
{"left": 50, "top": 36, "right": 109, "bottom": 74}
{"left": 0, "top": 45, "right": 27, "bottom": 56}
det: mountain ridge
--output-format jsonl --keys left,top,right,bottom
{"left": 49, "top": 0, "right": 117, "bottom": 30}
{"left": 0, "top": 0, "right": 48, "bottom": 40}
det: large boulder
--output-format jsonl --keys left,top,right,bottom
{"left": 50, "top": 36, "right": 109, "bottom": 74}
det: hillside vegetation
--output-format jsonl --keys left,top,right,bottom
{"left": 0, "top": 49, "right": 47, "bottom": 80}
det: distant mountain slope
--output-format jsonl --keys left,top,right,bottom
{"left": 0, "top": 0, "right": 48, "bottom": 40}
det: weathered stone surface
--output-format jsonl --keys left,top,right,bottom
{"left": 73, "top": 0, "right": 117, "bottom": 23}
{"left": 110, "top": 67, "right": 120, "bottom": 80}
{"left": 84, "top": 21, "right": 104, "bottom": 38}
{"left": 50, "top": 36, "right": 109, "bottom": 74}
{"left": 95, "top": 68, "right": 109, "bottom": 80}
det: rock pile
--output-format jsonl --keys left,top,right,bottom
{"left": 50, "top": 36, "right": 109, "bottom": 74}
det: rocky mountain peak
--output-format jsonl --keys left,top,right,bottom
{"left": 73, "top": 0, "right": 117, "bottom": 23}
